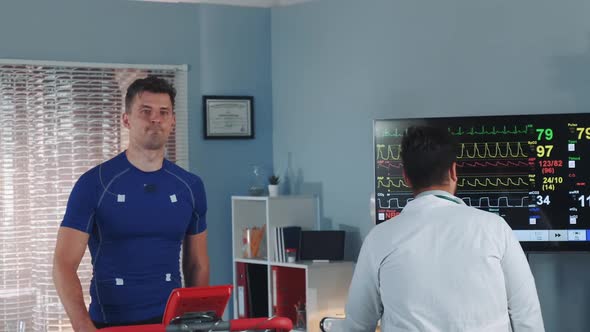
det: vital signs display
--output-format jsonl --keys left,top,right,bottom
{"left": 374, "top": 113, "right": 590, "bottom": 251}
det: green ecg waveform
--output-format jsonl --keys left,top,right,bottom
{"left": 450, "top": 124, "right": 532, "bottom": 136}
{"left": 381, "top": 128, "right": 404, "bottom": 138}
{"left": 380, "top": 124, "right": 532, "bottom": 138}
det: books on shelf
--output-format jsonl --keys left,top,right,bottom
{"left": 236, "top": 262, "right": 269, "bottom": 318}
{"left": 235, "top": 262, "right": 249, "bottom": 318}
{"left": 271, "top": 226, "right": 302, "bottom": 262}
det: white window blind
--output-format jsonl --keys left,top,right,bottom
{"left": 0, "top": 60, "right": 189, "bottom": 332}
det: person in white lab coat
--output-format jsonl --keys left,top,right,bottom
{"left": 344, "top": 126, "right": 544, "bottom": 332}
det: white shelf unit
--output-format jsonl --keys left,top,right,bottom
{"left": 284, "top": 261, "right": 353, "bottom": 332}
{"left": 231, "top": 195, "right": 319, "bottom": 261}
{"left": 231, "top": 196, "right": 353, "bottom": 332}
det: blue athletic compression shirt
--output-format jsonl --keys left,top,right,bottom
{"left": 61, "top": 152, "right": 207, "bottom": 324}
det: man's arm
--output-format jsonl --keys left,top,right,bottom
{"left": 344, "top": 237, "right": 382, "bottom": 332}
{"left": 52, "top": 227, "right": 96, "bottom": 332}
{"left": 183, "top": 230, "right": 210, "bottom": 287}
{"left": 501, "top": 224, "right": 545, "bottom": 332}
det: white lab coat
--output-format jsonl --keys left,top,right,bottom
{"left": 344, "top": 190, "right": 544, "bottom": 332}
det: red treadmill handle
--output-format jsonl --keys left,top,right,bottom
{"left": 98, "top": 324, "right": 165, "bottom": 332}
{"left": 99, "top": 317, "right": 293, "bottom": 331}
{"left": 229, "top": 317, "right": 293, "bottom": 331}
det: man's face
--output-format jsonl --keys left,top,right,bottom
{"left": 122, "top": 91, "right": 175, "bottom": 151}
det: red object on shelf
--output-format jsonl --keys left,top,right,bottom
{"left": 98, "top": 285, "right": 293, "bottom": 331}
{"left": 235, "top": 262, "right": 250, "bottom": 318}
{"left": 272, "top": 266, "right": 306, "bottom": 324}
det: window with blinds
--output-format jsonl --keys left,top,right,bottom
{"left": 0, "top": 61, "right": 188, "bottom": 332}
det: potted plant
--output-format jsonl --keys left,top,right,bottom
{"left": 268, "top": 175, "right": 280, "bottom": 197}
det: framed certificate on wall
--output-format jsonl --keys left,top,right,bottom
{"left": 203, "top": 96, "right": 254, "bottom": 139}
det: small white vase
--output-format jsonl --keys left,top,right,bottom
{"left": 268, "top": 184, "right": 279, "bottom": 197}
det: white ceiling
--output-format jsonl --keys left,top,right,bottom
{"left": 135, "top": 0, "right": 317, "bottom": 8}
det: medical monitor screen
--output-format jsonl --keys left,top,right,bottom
{"left": 374, "top": 113, "right": 590, "bottom": 251}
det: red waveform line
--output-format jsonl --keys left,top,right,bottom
{"left": 377, "top": 160, "right": 403, "bottom": 170}
{"left": 457, "top": 160, "right": 529, "bottom": 168}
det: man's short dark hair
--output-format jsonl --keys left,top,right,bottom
{"left": 125, "top": 76, "right": 176, "bottom": 113}
{"left": 401, "top": 125, "right": 458, "bottom": 190}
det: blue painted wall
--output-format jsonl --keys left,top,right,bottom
{"left": 0, "top": 0, "right": 273, "bottom": 302}
{"left": 271, "top": 0, "right": 590, "bottom": 331}
{"left": 198, "top": 4, "right": 273, "bottom": 297}
{"left": 3, "top": 0, "right": 590, "bottom": 329}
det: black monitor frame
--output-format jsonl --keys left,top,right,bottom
{"left": 374, "top": 113, "right": 590, "bottom": 251}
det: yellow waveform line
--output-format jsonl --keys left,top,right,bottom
{"left": 458, "top": 142, "right": 527, "bottom": 159}
{"left": 378, "top": 142, "right": 528, "bottom": 160}
{"left": 458, "top": 177, "right": 529, "bottom": 187}
{"left": 377, "top": 177, "right": 408, "bottom": 188}
{"left": 376, "top": 144, "right": 401, "bottom": 161}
